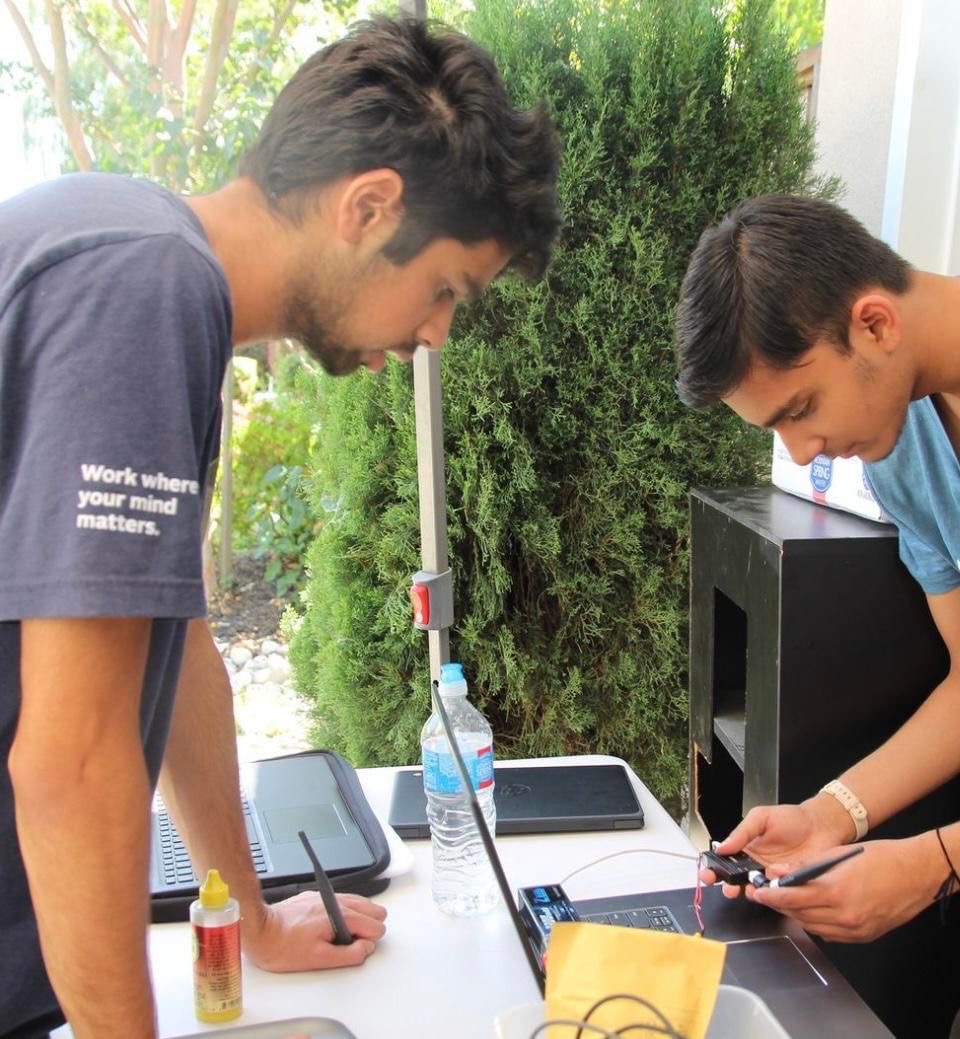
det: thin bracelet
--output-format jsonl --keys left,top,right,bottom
{"left": 934, "top": 828, "right": 960, "bottom": 899}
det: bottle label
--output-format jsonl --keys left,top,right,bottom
{"left": 193, "top": 921, "right": 242, "bottom": 1015}
{"left": 423, "top": 744, "right": 494, "bottom": 795}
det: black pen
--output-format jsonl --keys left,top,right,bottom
{"left": 755, "top": 845, "right": 865, "bottom": 889}
{"left": 297, "top": 829, "right": 354, "bottom": 945}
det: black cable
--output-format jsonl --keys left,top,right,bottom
{"left": 617, "top": 1027, "right": 687, "bottom": 1037}
{"left": 576, "top": 993, "right": 686, "bottom": 1039}
{"left": 527, "top": 1023, "right": 678, "bottom": 1039}
{"left": 527, "top": 1021, "right": 619, "bottom": 1038}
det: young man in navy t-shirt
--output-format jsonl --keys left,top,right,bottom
{"left": 0, "top": 17, "right": 561, "bottom": 1038}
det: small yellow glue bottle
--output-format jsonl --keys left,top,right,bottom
{"left": 190, "top": 868, "right": 242, "bottom": 1023}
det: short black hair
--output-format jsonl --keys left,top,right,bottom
{"left": 240, "top": 16, "right": 562, "bottom": 280}
{"left": 674, "top": 194, "right": 911, "bottom": 408}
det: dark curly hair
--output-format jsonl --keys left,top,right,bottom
{"left": 241, "top": 16, "right": 562, "bottom": 280}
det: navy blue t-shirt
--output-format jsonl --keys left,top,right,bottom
{"left": 0, "top": 174, "right": 231, "bottom": 1036}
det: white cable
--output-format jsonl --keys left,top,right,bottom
{"left": 559, "top": 848, "right": 699, "bottom": 888}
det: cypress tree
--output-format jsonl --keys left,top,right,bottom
{"left": 288, "top": 0, "right": 833, "bottom": 808}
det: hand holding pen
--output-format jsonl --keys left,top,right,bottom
{"left": 748, "top": 845, "right": 865, "bottom": 889}
{"left": 298, "top": 829, "right": 354, "bottom": 945}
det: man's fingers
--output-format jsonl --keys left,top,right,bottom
{"left": 310, "top": 939, "right": 377, "bottom": 970}
{"left": 720, "top": 882, "right": 745, "bottom": 900}
{"left": 341, "top": 906, "right": 387, "bottom": 942}
{"left": 335, "top": 893, "right": 388, "bottom": 920}
{"left": 751, "top": 885, "right": 834, "bottom": 914}
{"left": 716, "top": 809, "right": 769, "bottom": 854}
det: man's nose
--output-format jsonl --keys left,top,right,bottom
{"left": 415, "top": 301, "right": 456, "bottom": 352}
{"left": 779, "top": 428, "right": 827, "bottom": 467}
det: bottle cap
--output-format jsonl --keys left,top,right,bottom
{"left": 438, "top": 662, "right": 468, "bottom": 697}
{"left": 199, "top": 868, "right": 230, "bottom": 909}
{"left": 440, "top": 662, "right": 465, "bottom": 684}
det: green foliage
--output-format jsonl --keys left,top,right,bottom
{"left": 228, "top": 389, "right": 320, "bottom": 583}
{"left": 248, "top": 462, "right": 319, "bottom": 600}
{"left": 288, "top": 0, "right": 832, "bottom": 810}
{"left": 769, "top": 0, "right": 825, "bottom": 52}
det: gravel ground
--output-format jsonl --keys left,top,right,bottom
{"left": 207, "top": 555, "right": 313, "bottom": 763}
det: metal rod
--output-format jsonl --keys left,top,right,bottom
{"left": 413, "top": 348, "right": 450, "bottom": 680}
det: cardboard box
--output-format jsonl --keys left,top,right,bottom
{"left": 770, "top": 433, "right": 888, "bottom": 523}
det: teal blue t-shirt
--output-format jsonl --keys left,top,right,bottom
{"left": 864, "top": 396, "right": 960, "bottom": 596}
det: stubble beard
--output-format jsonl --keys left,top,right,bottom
{"left": 284, "top": 262, "right": 419, "bottom": 377}
{"left": 286, "top": 285, "right": 366, "bottom": 377}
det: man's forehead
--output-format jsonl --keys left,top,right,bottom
{"left": 446, "top": 238, "right": 512, "bottom": 289}
{"left": 723, "top": 358, "right": 814, "bottom": 427}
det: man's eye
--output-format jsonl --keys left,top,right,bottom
{"left": 436, "top": 286, "right": 456, "bottom": 303}
{"left": 790, "top": 403, "right": 812, "bottom": 422}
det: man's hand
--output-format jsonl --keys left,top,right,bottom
{"left": 242, "top": 891, "right": 387, "bottom": 971}
{"left": 161, "top": 621, "right": 389, "bottom": 975}
{"left": 700, "top": 798, "right": 850, "bottom": 897}
{"left": 744, "top": 834, "right": 945, "bottom": 942}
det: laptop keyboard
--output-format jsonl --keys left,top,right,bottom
{"left": 580, "top": 905, "right": 681, "bottom": 933}
{"left": 154, "top": 790, "right": 269, "bottom": 886}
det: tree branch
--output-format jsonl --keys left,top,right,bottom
{"left": 45, "top": 0, "right": 94, "bottom": 170}
{"left": 112, "top": 0, "right": 146, "bottom": 54}
{"left": 171, "top": 0, "right": 198, "bottom": 61}
{"left": 146, "top": 0, "right": 168, "bottom": 70}
{"left": 4, "top": 0, "right": 55, "bottom": 95}
{"left": 62, "top": 0, "right": 129, "bottom": 88}
{"left": 191, "top": 0, "right": 239, "bottom": 134}
{"left": 161, "top": 0, "right": 197, "bottom": 106}
{"left": 242, "top": 0, "right": 298, "bottom": 89}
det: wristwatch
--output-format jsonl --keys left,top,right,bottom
{"left": 820, "top": 779, "right": 869, "bottom": 841}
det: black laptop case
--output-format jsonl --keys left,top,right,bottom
{"left": 150, "top": 749, "right": 390, "bottom": 923}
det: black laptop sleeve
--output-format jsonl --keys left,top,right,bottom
{"left": 150, "top": 749, "right": 391, "bottom": 923}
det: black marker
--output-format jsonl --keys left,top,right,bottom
{"left": 297, "top": 829, "right": 353, "bottom": 945}
{"left": 752, "top": 845, "right": 865, "bottom": 889}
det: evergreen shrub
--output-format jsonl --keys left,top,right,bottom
{"left": 225, "top": 368, "right": 321, "bottom": 598}
{"left": 288, "top": 0, "right": 832, "bottom": 808}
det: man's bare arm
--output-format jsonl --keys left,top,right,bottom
{"left": 160, "top": 619, "right": 386, "bottom": 970}
{"left": 158, "top": 618, "right": 267, "bottom": 934}
{"left": 12, "top": 617, "right": 155, "bottom": 1039}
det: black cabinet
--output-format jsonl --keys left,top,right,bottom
{"left": 688, "top": 486, "right": 960, "bottom": 1039}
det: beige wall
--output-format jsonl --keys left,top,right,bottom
{"left": 815, "top": 0, "right": 960, "bottom": 273}
{"left": 815, "top": 0, "right": 903, "bottom": 235}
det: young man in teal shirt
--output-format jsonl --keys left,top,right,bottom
{"left": 674, "top": 195, "right": 960, "bottom": 947}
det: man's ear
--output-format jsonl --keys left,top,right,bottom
{"left": 337, "top": 168, "right": 404, "bottom": 246}
{"left": 850, "top": 293, "right": 901, "bottom": 356}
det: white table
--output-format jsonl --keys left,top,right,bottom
{"left": 60, "top": 756, "right": 700, "bottom": 1038}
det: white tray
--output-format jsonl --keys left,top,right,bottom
{"left": 494, "top": 984, "right": 791, "bottom": 1039}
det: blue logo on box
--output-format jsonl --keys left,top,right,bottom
{"left": 810, "top": 455, "right": 833, "bottom": 493}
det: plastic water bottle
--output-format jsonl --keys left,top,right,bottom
{"left": 421, "top": 662, "right": 499, "bottom": 916}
